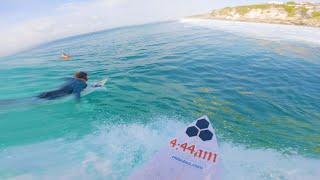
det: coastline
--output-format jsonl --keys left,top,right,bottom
{"left": 187, "top": 14, "right": 320, "bottom": 28}
{"left": 180, "top": 18, "right": 320, "bottom": 45}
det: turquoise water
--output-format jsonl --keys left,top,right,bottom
{"left": 0, "top": 21, "right": 319, "bottom": 179}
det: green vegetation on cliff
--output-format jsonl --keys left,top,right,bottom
{"left": 195, "top": 1, "right": 320, "bottom": 27}
{"left": 218, "top": 2, "right": 317, "bottom": 18}
{"left": 313, "top": 11, "right": 320, "bottom": 18}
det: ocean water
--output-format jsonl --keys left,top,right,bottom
{"left": 0, "top": 20, "right": 319, "bottom": 179}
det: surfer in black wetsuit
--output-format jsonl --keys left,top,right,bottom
{"left": 37, "top": 71, "right": 88, "bottom": 101}
{"left": 0, "top": 72, "right": 88, "bottom": 109}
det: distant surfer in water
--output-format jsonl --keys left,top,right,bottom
{"left": 37, "top": 71, "right": 88, "bottom": 101}
{"left": 60, "top": 52, "right": 71, "bottom": 60}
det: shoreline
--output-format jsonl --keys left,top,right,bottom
{"left": 187, "top": 15, "right": 320, "bottom": 29}
{"left": 180, "top": 18, "right": 320, "bottom": 46}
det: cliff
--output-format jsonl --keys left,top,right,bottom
{"left": 190, "top": 2, "right": 320, "bottom": 28}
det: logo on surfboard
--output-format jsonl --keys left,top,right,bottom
{"left": 186, "top": 118, "right": 213, "bottom": 141}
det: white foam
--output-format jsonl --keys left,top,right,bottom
{"left": 180, "top": 18, "right": 320, "bottom": 45}
{"left": 0, "top": 116, "right": 319, "bottom": 179}
{"left": 220, "top": 143, "right": 320, "bottom": 180}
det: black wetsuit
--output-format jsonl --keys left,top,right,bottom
{"left": 37, "top": 78, "right": 87, "bottom": 100}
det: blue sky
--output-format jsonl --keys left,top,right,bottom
{"left": 1, "top": 0, "right": 320, "bottom": 57}
{"left": 4, "top": 0, "right": 318, "bottom": 27}
{"left": 0, "top": 0, "right": 83, "bottom": 24}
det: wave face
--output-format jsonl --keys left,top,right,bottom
{"left": 0, "top": 21, "right": 319, "bottom": 179}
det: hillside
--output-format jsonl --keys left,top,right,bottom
{"left": 190, "top": 1, "right": 320, "bottom": 27}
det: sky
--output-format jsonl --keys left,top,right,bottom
{"left": 1, "top": 0, "right": 320, "bottom": 57}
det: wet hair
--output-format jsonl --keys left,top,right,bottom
{"left": 74, "top": 71, "right": 88, "bottom": 80}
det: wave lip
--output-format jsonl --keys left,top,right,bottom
{"left": 220, "top": 143, "right": 320, "bottom": 180}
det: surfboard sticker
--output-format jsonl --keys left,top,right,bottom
{"left": 129, "top": 115, "right": 220, "bottom": 180}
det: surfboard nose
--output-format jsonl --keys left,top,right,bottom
{"left": 129, "top": 115, "right": 220, "bottom": 180}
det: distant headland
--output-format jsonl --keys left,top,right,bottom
{"left": 188, "top": 1, "right": 320, "bottom": 28}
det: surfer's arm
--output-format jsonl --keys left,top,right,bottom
{"left": 71, "top": 90, "right": 81, "bottom": 101}
{"left": 72, "top": 86, "right": 83, "bottom": 101}
{"left": 73, "top": 82, "right": 87, "bottom": 101}
{"left": 74, "top": 91, "right": 81, "bottom": 101}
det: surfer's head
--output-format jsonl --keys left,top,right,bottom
{"left": 74, "top": 71, "right": 88, "bottom": 82}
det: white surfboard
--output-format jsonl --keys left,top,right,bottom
{"left": 129, "top": 115, "right": 220, "bottom": 180}
{"left": 82, "top": 78, "right": 108, "bottom": 97}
